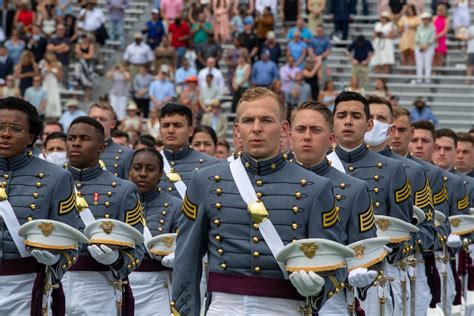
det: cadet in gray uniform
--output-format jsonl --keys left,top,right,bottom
{"left": 172, "top": 88, "right": 346, "bottom": 316}
{"left": 290, "top": 101, "right": 377, "bottom": 315}
{"left": 455, "top": 133, "right": 474, "bottom": 207}
{"left": 128, "top": 148, "right": 181, "bottom": 316}
{"left": 89, "top": 103, "right": 134, "bottom": 179}
{"left": 158, "top": 103, "right": 219, "bottom": 199}
{"left": 0, "top": 97, "right": 79, "bottom": 314}
{"left": 62, "top": 116, "right": 145, "bottom": 316}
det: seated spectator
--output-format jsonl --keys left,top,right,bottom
{"left": 168, "top": 16, "right": 191, "bottom": 68}
{"left": 201, "top": 100, "right": 227, "bottom": 139}
{"left": 308, "top": 24, "right": 331, "bottom": 82}
{"left": 24, "top": 75, "right": 47, "bottom": 116}
{"left": 196, "top": 33, "right": 223, "bottom": 70}
{"left": 27, "top": 24, "right": 48, "bottom": 63}
{"left": 14, "top": 0, "right": 35, "bottom": 35}
{"left": 346, "top": 35, "right": 373, "bottom": 91}
{"left": 145, "top": 107, "right": 161, "bottom": 140}
{"left": 415, "top": 12, "right": 436, "bottom": 84}
{"left": 5, "top": 30, "right": 24, "bottom": 65}
{"left": 238, "top": 17, "right": 259, "bottom": 61}
{"left": 42, "top": 132, "right": 67, "bottom": 166}
{"left": 398, "top": 4, "right": 420, "bottom": 66}
{"left": 318, "top": 79, "right": 338, "bottom": 111}
{"left": 106, "top": 62, "right": 131, "bottom": 121}
{"left": 0, "top": 74, "right": 18, "bottom": 99}
{"left": 280, "top": 56, "right": 300, "bottom": 95}
{"left": 251, "top": 49, "right": 278, "bottom": 87}
{"left": 176, "top": 57, "right": 197, "bottom": 88}
{"left": 15, "top": 50, "right": 38, "bottom": 96}
{"left": 190, "top": 125, "right": 217, "bottom": 156}
{"left": 214, "top": 138, "right": 230, "bottom": 160}
{"left": 111, "top": 129, "right": 130, "bottom": 147}
{"left": 59, "top": 99, "right": 86, "bottom": 132}
{"left": 154, "top": 35, "right": 176, "bottom": 77}
{"left": 372, "top": 78, "right": 392, "bottom": 99}
{"left": 371, "top": 11, "right": 396, "bottom": 74}
{"left": 286, "top": 30, "right": 307, "bottom": 69}
{"left": 47, "top": 24, "right": 71, "bottom": 87}
{"left": 133, "top": 134, "right": 156, "bottom": 150}
{"left": 149, "top": 64, "right": 176, "bottom": 110}
{"left": 409, "top": 97, "right": 439, "bottom": 127}
{"left": 286, "top": 71, "right": 311, "bottom": 107}
{"left": 179, "top": 75, "right": 201, "bottom": 126}
{"left": 197, "top": 57, "right": 225, "bottom": 95}
{"left": 0, "top": 45, "right": 14, "bottom": 80}
{"left": 261, "top": 31, "right": 281, "bottom": 65}
{"left": 287, "top": 18, "right": 312, "bottom": 41}
{"left": 144, "top": 8, "right": 165, "bottom": 49}
{"left": 231, "top": 50, "right": 251, "bottom": 112}
{"left": 191, "top": 11, "right": 213, "bottom": 47}
{"left": 255, "top": 6, "right": 274, "bottom": 47}
{"left": 133, "top": 65, "right": 154, "bottom": 118}
{"left": 121, "top": 101, "right": 143, "bottom": 143}
{"left": 199, "top": 73, "right": 222, "bottom": 111}
{"left": 73, "top": 34, "right": 95, "bottom": 101}
{"left": 345, "top": 75, "right": 365, "bottom": 95}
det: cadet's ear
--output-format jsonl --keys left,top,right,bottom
{"left": 98, "top": 142, "right": 105, "bottom": 154}
{"left": 187, "top": 125, "right": 194, "bottom": 138}
{"left": 328, "top": 131, "right": 335, "bottom": 144}
{"left": 366, "top": 118, "right": 374, "bottom": 132}
{"left": 280, "top": 120, "right": 289, "bottom": 138}
{"left": 409, "top": 127, "right": 415, "bottom": 137}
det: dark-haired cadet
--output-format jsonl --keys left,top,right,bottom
{"left": 62, "top": 116, "right": 145, "bottom": 315}
{"left": 128, "top": 148, "right": 182, "bottom": 316}
{"left": 133, "top": 134, "right": 156, "bottom": 150}
{"left": 0, "top": 97, "right": 79, "bottom": 314}
{"left": 190, "top": 125, "right": 218, "bottom": 157}
{"left": 330, "top": 91, "right": 413, "bottom": 314}
{"left": 158, "top": 103, "right": 219, "bottom": 199}
{"left": 43, "top": 131, "right": 67, "bottom": 166}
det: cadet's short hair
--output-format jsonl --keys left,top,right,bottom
{"left": 131, "top": 147, "right": 164, "bottom": 172}
{"left": 69, "top": 116, "right": 105, "bottom": 143}
{"left": 217, "top": 138, "right": 230, "bottom": 150}
{"left": 89, "top": 102, "right": 117, "bottom": 121}
{"left": 134, "top": 134, "right": 156, "bottom": 149}
{"left": 393, "top": 108, "right": 411, "bottom": 121}
{"left": 412, "top": 120, "right": 436, "bottom": 140}
{"left": 236, "top": 87, "right": 286, "bottom": 121}
{"left": 291, "top": 100, "right": 334, "bottom": 131}
{"left": 191, "top": 125, "right": 218, "bottom": 146}
{"left": 468, "top": 128, "right": 474, "bottom": 135}
{"left": 111, "top": 129, "right": 129, "bottom": 140}
{"left": 457, "top": 132, "right": 474, "bottom": 145}
{"left": 0, "top": 97, "right": 43, "bottom": 145}
{"left": 44, "top": 132, "right": 67, "bottom": 148}
{"left": 159, "top": 103, "right": 193, "bottom": 126}
{"left": 435, "top": 128, "right": 458, "bottom": 147}
{"left": 366, "top": 95, "right": 393, "bottom": 117}
{"left": 333, "top": 91, "right": 370, "bottom": 121}
{"left": 43, "top": 119, "right": 64, "bottom": 132}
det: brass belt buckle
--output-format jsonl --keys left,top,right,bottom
{"left": 247, "top": 200, "right": 269, "bottom": 224}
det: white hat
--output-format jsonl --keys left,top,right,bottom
{"left": 380, "top": 11, "right": 391, "bottom": 19}
{"left": 65, "top": 99, "right": 79, "bottom": 107}
{"left": 19, "top": 219, "right": 88, "bottom": 251}
{"left": 421, "top": 12, "right": 432, "bottom": 19}
{"left": 434, "top": 210, "right": 446, "bottom": 227}
{"left": 469, "top": 208, "right": 474, "bottom": 215}
{"left": 84, "top": 219, "right": 144, "bottom": 249}
{"left": 276, "top": 238, "right": 355, "bottom": 272}
{"left": 126, "top": 101, "right": 139, "bottom": 111}
{"left": 374, "top": 215, "right": 419, "bottom": 243}
{"left": 413, "top": 206, "right": 426, "bottom": 225}
{"left": 147, "top": 233, "right": 177, "bottom": 256}
{"left": 346, "top": 237, "right": 390, "bottom": 271}
{"left": 449, "top": 215, "right": 474, "bottom": 236}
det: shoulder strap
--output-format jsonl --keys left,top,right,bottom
{"left": 327, "top": 151, "right": 346, "bottom": 174}
{"left": 160, "top": 150, "right": 187, "bottom": 199}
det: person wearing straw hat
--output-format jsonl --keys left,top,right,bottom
{"left": 172, "top": 87, "right": 346, "bottom": 315}
{"left": 366, "top": 95, "right": 438, "bottom": 315}
{"left": 0, "top": 97, "right": 79, "bottom": 315}
{"left": 62, "top": 116, "right": 145, "bottom": 315}
{"left": 59, "top": 99, "right": 86, "bottom": 132}
{"left": 128, "top": 148, "right": 181, "bottom": 315}
{"left": 290, "top": 100, "right": 378, "bottom": 315}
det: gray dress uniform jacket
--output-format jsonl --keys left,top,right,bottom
{"left": 0, "top": 151, "right": 79, "bottom": 281}
{"left": 67, "top": 164, "right": 145, "bottom": 279}
{"left": 453, "top": 169, "right": 473, "bottom": 210}
{"left": 100, "top": 138, "right": 134, "bottom": 179}
{"left": 333, "top": 145, "right": 413, "bottom": 223}
{"left": 159, "top": 146, "right": 220, "bottom": 199}
{"left": 379, "top": 147, "right": 437, "bottom": 252}
{"left": 303, "top": 157, "right": 377, "bottom": 245}
{"left": 172, "top": 153, "right": 346, "bottom": 316}
{"left": 442, "top": 169, "right": 469, "bottom": 216}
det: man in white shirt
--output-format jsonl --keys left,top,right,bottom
{"left": 197, "top": 57, "right": 225, "bottom": 95}
{"left": 123, "top": 32, "right": 154, "bottom": 77}
{"left": 77, "top": 0, "right": 106, "bottom": 32}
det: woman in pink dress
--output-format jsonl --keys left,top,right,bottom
{"left": 433, "top": 3, "right": 450, "bottom": 67}
{"left": 213, "top": 0, "right": 230, "bottom": 43}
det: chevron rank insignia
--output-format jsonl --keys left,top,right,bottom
{"left": 433, "top": 181, "right": 448, "bottom": 205}
{"left": 359, "top": 204, "right": 375, "bottom": 233}
{"left": 125, "top": 200, "right": 144, "bottom": 226}
{"left": 59, "top": 191, "right": 76, "bottom": 215}
{"left": 414, "top": 179, "right": 433, "bottom": 210}
{"left": 182, "top": 195, "right": 198, "bottom": 221}
{"left": 395, "top": 179, "right": 411, "bottom": 203}
{"left": 322, "top": 201, "right": 339, "bottom": 228}
{"left": 457, "top": 195, "right": 469, "bottom": 210}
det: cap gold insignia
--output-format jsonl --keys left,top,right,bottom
{"left": 299, "top": 242, "right": 318, "bottom": 259}
{"left": 163, "top": 237, "right": 174, "bottom": 248}
{"left": 376, "top": 218, "right": 390, "bottom": 231}
{"left": 38, "top": 222, "right": 54, "bottom": 237}
{"left": 450, "top": 218, "right": 461, "bottom": 228}
{"left": 352, "top": 245, "right": 365, "bottom": 259}
{"left": 100, "top": 221, "right": 114, "bottom": 234}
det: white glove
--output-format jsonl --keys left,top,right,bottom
{"left": 161, "top": 253, "right": 175, "bottom": 268}
{"left": 31, "top": 249, "right": 60, "bottom": 266}
{"left": 384, "top": 246, "right": 393, "bottom": 253}
{"left": 348, "top": 268, "right": 378, "bottom": 288}
{"left": 87, "top": 244, "right": 119, "bottom": 265}
{"left": 289, "top": 271, "right": 325, "bottom": 297}
{"left": 446, "top": 234, "right": 462, "bottom": 248}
